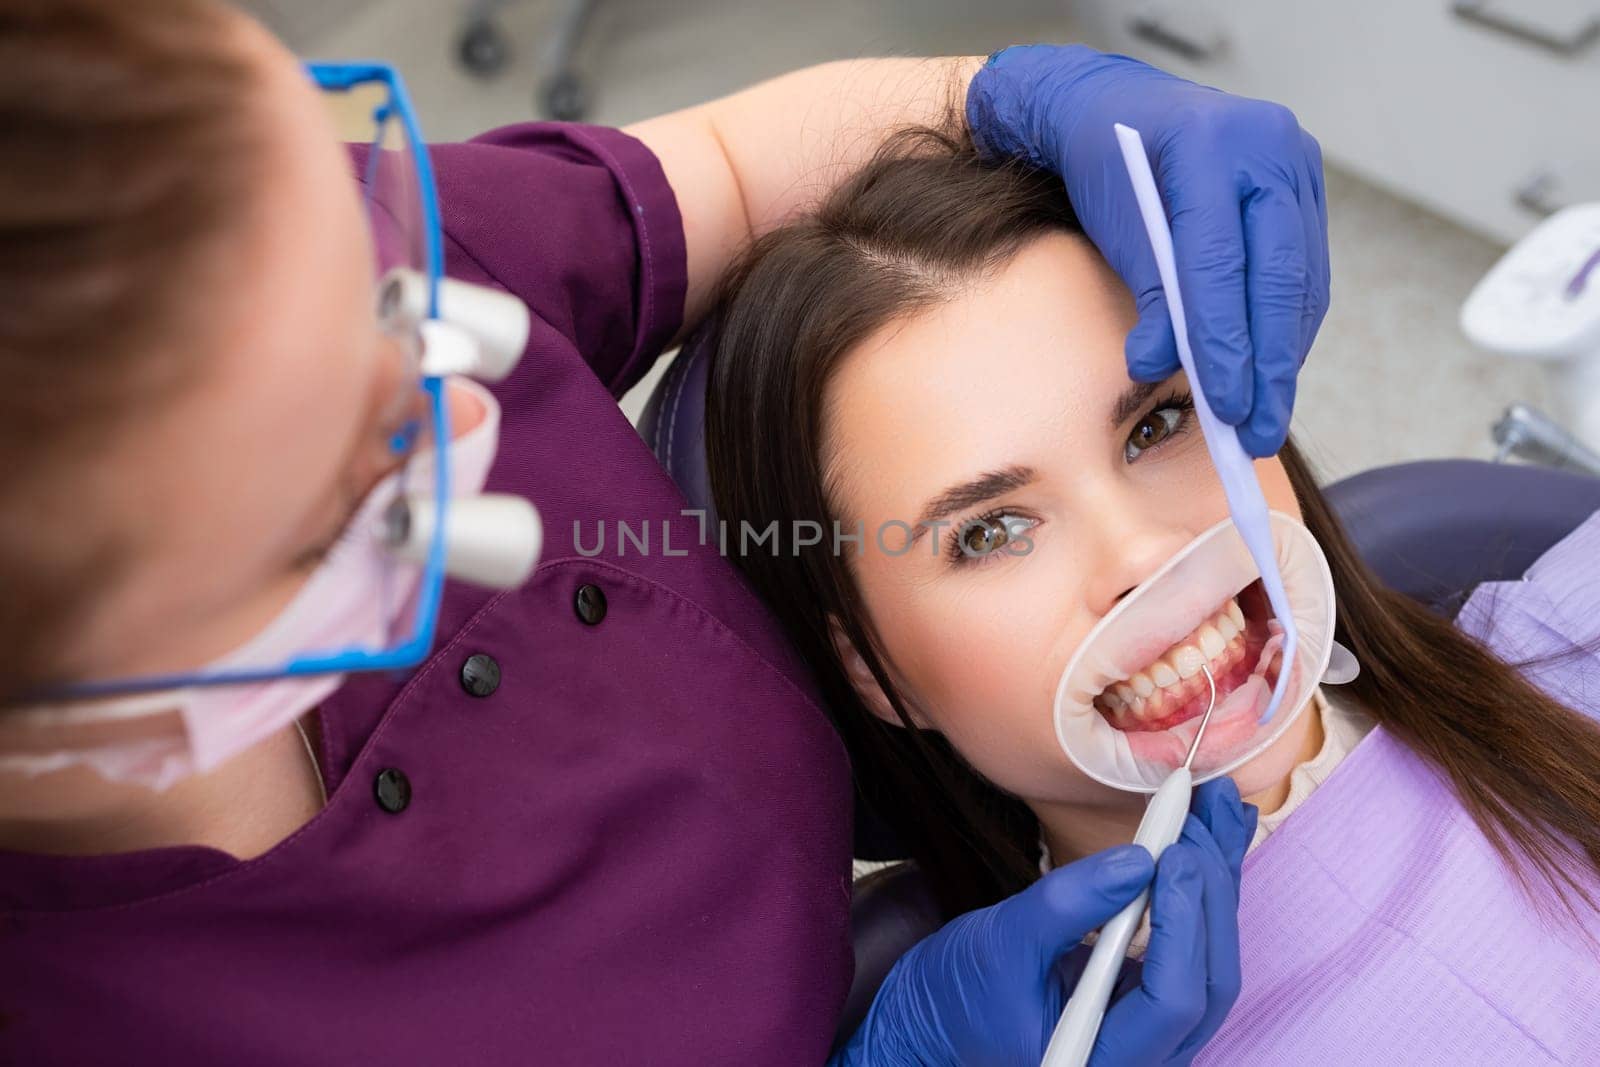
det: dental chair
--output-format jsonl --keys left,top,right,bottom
{"left": 637, "top": 330, "right": 1600, "bottom": 1048}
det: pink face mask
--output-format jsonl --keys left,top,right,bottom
{"left": 0, "top": 379, "right": 503, "bottom": 792}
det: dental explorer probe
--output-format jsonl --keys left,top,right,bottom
{"left": 1042, "top": 664, "right": 1218, "bottom": 1067}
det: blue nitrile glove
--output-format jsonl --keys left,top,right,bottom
{"left": 966, "top": 45, "right": 1330, "bottom": 456}
{"left": 830, "top": 778, "right": 1257, "bottom": 1066}
{"left": 1087, "top": 779, "right": 1258, "bottom": 1065}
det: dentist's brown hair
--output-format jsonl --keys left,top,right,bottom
{"left": 0, "top": 0, "right": 263, "bottom": 701}
{"left": 703, "top": 124, "right": 1600, "bottom": 919}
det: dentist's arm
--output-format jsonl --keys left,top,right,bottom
{"left": 628, "top": 48, "right": 1330, "bottom": 455}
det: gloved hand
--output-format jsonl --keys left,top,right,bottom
{"left": 1088, "top": 779, "right": 1258, "bottom": 1066}
{"left": 966, "top": 45, "right": 1330, "bottom": 456}
{"left": 830, "top": 779, "right": 1257, "bottom": 1066}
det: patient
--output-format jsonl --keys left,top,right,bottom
{"left": 702, "top": 127, "right": 1600, "bottom": 1061}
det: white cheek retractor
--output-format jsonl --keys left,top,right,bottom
{"left": 1052, "top": 512, "right": 1339, "bottom": 794}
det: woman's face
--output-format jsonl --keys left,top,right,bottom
{"left": 64, "top": 19, "right": 475, "bottom": 687}
{"left": 822, "top": 232, "right": 1311, "bottom": 821}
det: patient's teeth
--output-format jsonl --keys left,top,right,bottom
{"left": 1104, "top": 596, "right": 1258, "bottom": 726}
{"left": 1215, "top": 613, "right": 1239, "bottom": 641}
{"left": 1170, "top": 645, "right": 1206, "bottom": 679}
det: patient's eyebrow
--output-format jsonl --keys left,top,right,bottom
{"left": 1109, "top": 380, "right": 1163, "bottom": 430}
{"left": 911, "top": 465, "right": 1037, "bottom": 544}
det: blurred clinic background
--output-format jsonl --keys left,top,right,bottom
{"left": 244, "top": 0, "right": 1600, "bottom": 483}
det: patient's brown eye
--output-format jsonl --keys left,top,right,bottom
{"left": 947, "top": 512, "right": 1036, "bottom": 565}
{"left": 1131, "top": 412, "right": 1174, "bottom": 450}
{"left": 1125, "top": 407, "right": 1183, "bottom": 461}
{"left": 961, "top": 519, "right": 1009, "bottom": 557}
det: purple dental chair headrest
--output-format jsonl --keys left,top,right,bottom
{"left": 641, "top": 330, "right": 717, "bottom": 530}
{"left": 1322, "top": 457, "right": 1600, "bottom": 610}
{"left": 637, "top": 328, "right": 1600, "bottom": 1046}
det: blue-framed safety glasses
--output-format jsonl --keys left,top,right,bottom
{"left": 49, "top": 62, "right": 454, "bottom": 701}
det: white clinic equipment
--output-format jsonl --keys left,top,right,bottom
{"left": 1462, "top": 202, "right": 1600, "bottom": 473}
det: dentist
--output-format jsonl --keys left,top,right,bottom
{"left": 0, "top": 3, "right": 1326, "bottom": 1065}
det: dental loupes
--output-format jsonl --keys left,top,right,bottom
{"left": 1112, "top": 123, "right": 1299, "bottom": 726}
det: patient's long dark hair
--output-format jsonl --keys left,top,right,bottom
{"left": 704, "top": 125, "right": 1600, "bottom": 920}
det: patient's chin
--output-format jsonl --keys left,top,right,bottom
{"left": 1224, "top": 698, "right": 1321, "bottom": 813}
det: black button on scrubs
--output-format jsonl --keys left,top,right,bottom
{"left": 374, "top": 769, "right": 412, "bottom": 814}
{"left": 460, "top": 653, "right": 501, "bottom": 697}
{"left": 574, "top": 584, "right": 607, "bottom": 625}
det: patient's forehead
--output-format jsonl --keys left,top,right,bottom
{"left": 821, "top": 233, "right": 1138, "bottom": 520}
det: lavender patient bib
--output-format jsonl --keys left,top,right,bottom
{"left": 1198, "top": 512, "right": 1600, "bottom": 1065}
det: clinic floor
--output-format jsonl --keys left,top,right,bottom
{"left": 249, "top": 0, "right": 1548, "bottom": 484}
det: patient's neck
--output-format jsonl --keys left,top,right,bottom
{"left": 1035, "top": 700, "right": 1326, "bottom": 868}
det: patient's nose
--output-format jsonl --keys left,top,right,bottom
{"left": 1082, "top": 510, "right": 1193, "bottom": 619}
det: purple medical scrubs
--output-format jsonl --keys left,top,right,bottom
{"left": 0, "top": 125, "right": 853, "bottom": 1065}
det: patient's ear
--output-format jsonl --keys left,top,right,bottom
{"left": 828, "top": 616, "right": 931, "bottom": 730}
